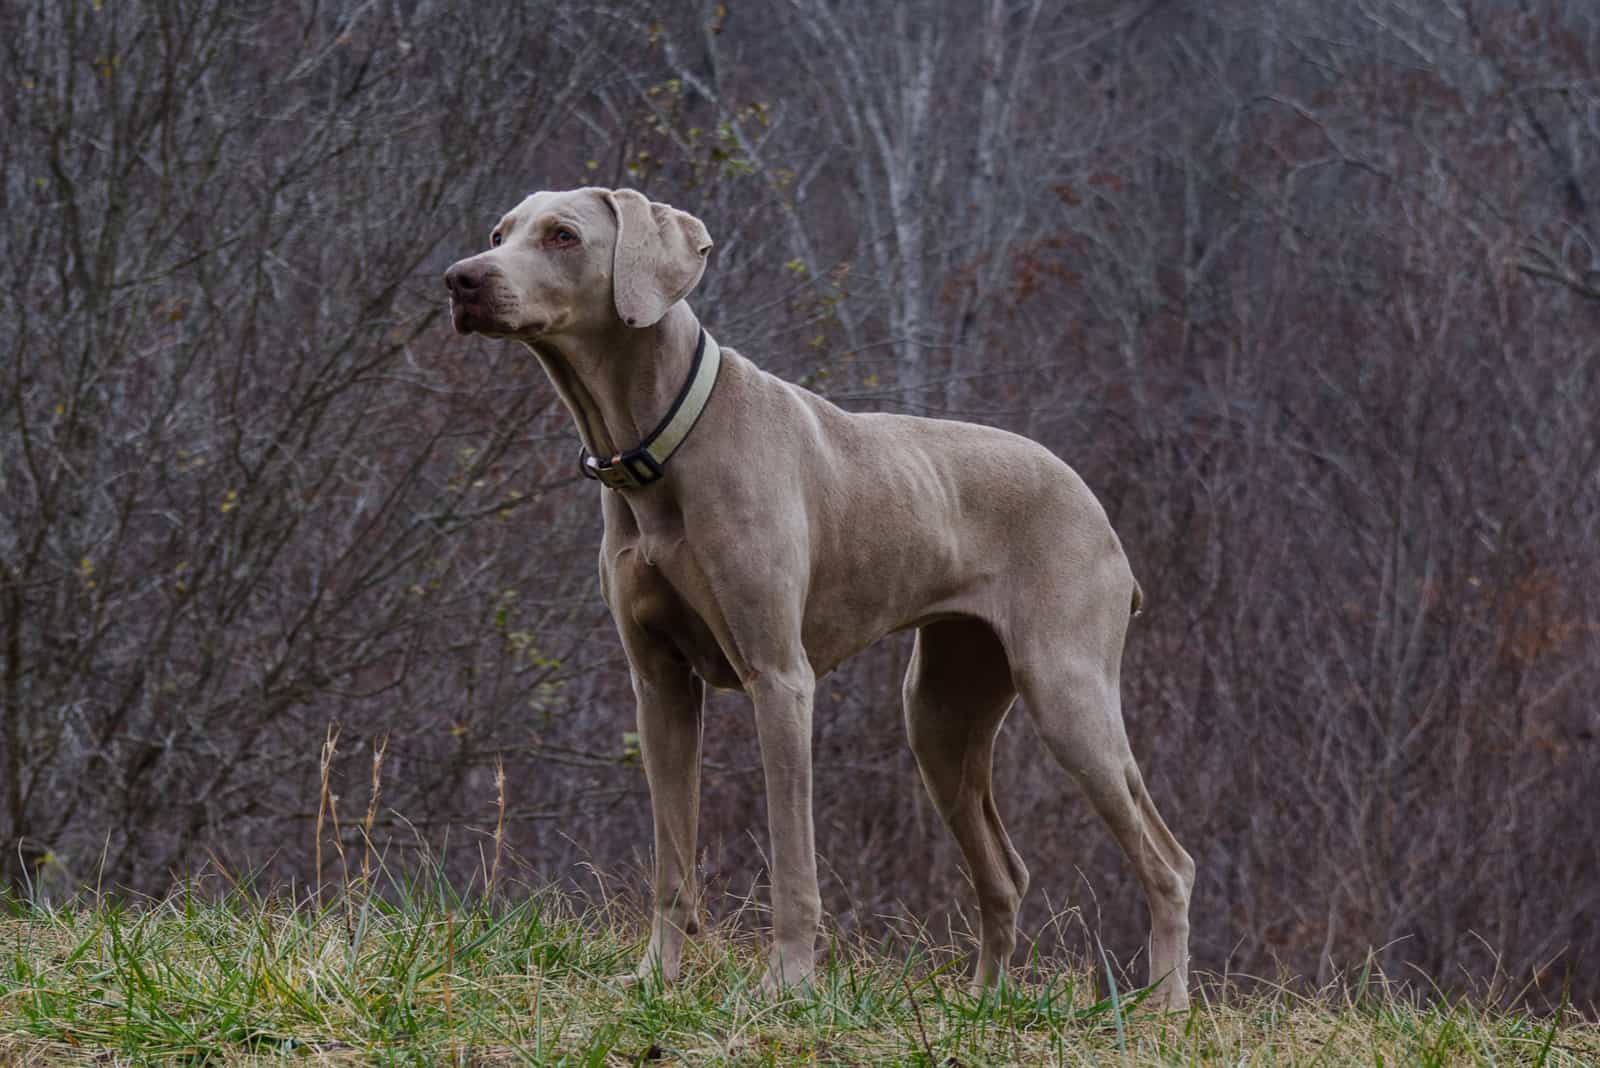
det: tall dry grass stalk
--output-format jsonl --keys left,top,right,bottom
{"left": 489, "top": 757, "right": 507, "bottom": 898}
{"left": 361, "top": 733, "right": 389, "bottom": 890}
{"left": 327, "top": 788, "right": 353, "bottom": 938}
{"left": 314, "top": 724, "right": 339, "bottom": 910}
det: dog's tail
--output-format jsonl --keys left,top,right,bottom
{"left": 1131, "top": 578, "right": 1145, "bottom": 619}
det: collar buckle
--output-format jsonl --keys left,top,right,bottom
{"left": 580, "top": 448, "right": 663, "bottom": 490}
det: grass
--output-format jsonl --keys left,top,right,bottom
{"left": 0, "top": 880, "right": 1595, "bottom": 1066}
{"left": 3, "top": 739, "right": 1591, "bottom": 1064}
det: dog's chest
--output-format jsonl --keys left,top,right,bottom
{"left": 607, "top": 538, "right": 743, "bottom": 691}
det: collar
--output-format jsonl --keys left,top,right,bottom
{"left": 579, "top": 328, "right": 722, "bottom": 491}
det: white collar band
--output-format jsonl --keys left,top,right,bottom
{"left": 579, "top": 329, "right": 722, "bottom": 491}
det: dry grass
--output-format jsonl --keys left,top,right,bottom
{"left": 0, "top": 880, "right": 1594, "bottom": 1066}
{"left": 3, "top": 732, "right": 1590, "bottom": 1064}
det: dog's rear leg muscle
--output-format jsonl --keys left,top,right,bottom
{"left": 1016, "top": 657, "right": 1194, "bottom": 1011}
{"left": 630, "top": 657, "right": 706, "bottom": 984}
{"left": 904, "top": 618, "right": 1028, "bottom": 990}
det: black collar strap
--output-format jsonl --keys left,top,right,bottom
{"left": 580, "top": 329, "right": 722, "bottom": 491}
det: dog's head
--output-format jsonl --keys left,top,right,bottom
{"left": 444, "top": 187, "right": 712, "bottom": 340}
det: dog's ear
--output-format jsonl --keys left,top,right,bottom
{"left": 605, "top": 189, "right": 713, "bottom": 328}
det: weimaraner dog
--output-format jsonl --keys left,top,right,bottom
{"left": 444, "top": 187, "right": 1195, "bottom": 1009}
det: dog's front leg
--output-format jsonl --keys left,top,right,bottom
{"left": 749, "top": 663, "right": 822, "bottom": 994}
{"left": 630, "top": 658, "right": 705, "bottom": 985}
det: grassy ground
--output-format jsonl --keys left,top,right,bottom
{"left": 0, "top": 883, "right": 1594, "bottom": 1066}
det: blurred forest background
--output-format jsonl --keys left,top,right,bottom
{"left": 4, "top": 0, "right": 1597, "bottom": 1005}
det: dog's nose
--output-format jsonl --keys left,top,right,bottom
{"left": 444, "top": 263, "right": 481, "bottom": 295}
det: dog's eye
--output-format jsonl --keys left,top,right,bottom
{"left": 490, "top": 232, "right": 503, "bottom": 248}
{"left": 553, "top": 228, "right": 577, "bottom": 244}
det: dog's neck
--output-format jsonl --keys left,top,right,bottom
{"left": 523, "top": 302, "right": 702, "bottom": 462}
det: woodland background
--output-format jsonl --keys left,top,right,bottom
{"left": 3, "top": 0, "right": 1597, "bottom": 1006}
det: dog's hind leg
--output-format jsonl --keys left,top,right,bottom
{"left": 1012, "top": 645, "right": 1194, "bottom": 1011}
{"left": 903, "top": 617, "right": 1028, "bottom": 990}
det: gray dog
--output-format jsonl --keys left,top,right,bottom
{"left": 445, "top": 188, "right": 1194, "bottom": 1009}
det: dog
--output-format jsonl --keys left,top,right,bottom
{"left": 444, "top": 187, "right": 1194, "bottom": 1008}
